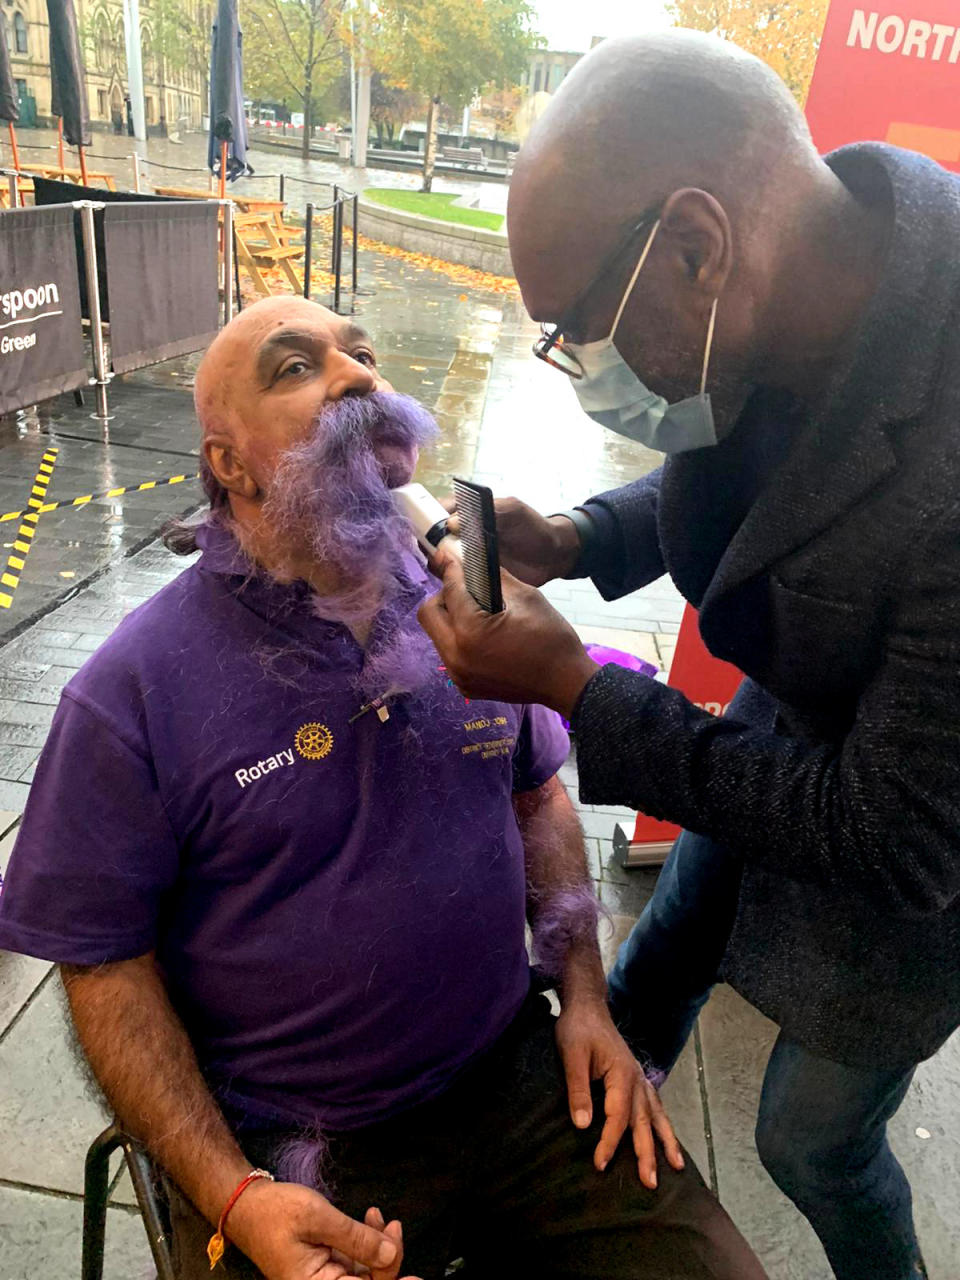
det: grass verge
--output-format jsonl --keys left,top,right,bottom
{"left": 364, "top": 188, "right": 504, "bottom": 231}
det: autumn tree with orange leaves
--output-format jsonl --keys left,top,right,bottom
{"left": 668, "top": 0, "right": 830, "bottom": 104}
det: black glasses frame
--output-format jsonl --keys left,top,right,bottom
{"left": 532, "top": 205, "right": 662, "bottom": 379}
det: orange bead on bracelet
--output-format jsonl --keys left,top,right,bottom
{"left": 207, "top": 1168, "right": 275, "bottom": 1270}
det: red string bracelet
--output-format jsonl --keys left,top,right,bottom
{"left": 207, "top": 1168, "right": 275, "bottom": 1270}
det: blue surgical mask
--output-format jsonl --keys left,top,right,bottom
{"left": 564, "top": 220, "right": 720, "bottom": 454}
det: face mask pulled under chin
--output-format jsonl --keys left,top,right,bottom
{"left": 569, "top": 335, "right": 717, "bottom": 454}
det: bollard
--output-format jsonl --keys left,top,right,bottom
{"left": 279, "top": 173, "right": 285, "bottom": 204}
{"left": 352, "top": 194, "right": 358, "bottom": 293}
{"left": 330, "top": 184, "right": 339, "bottom": 273}
{"left": 333, "top": 199, "right": 343, "bottom": 313}
{"left": 78, "top": 201, "right": 110, "bottom": 420}
{"left": 304, "top": 202, "right": 314, "bottom": 299}
{"left": 222, "top": 200, "right": 234, "bottom": 325}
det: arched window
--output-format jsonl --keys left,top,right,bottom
{"left": 13, "top": 12, "right": 28, "bottom": 55}
{"left": 141, "top": 29, "right": 156, "bottom": 81}
{"left": 96, "top": 17, "right": 112, "bottom": 72}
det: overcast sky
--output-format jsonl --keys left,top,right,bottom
{"left": 530, "top": 0, "right": 674, "bottom": 53}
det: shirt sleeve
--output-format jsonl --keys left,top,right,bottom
{"left": 511, "top": 704, "right": 570, "bottom": 793}
{"left": 0, "top": 690, "right": 179, "bottom": 965}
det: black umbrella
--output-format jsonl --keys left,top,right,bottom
{"left": 208, "top": 0, "right": 252, "bottom": 197}
{"left": 46, "top": 0, "right": 90, "bottom": 181}
{"left": 0, "top": 12, "right": 19, "bottom": 124}
{"left": 0, "top": 12, "right": 21, "bottom": 181}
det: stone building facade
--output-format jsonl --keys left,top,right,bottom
{"left": 5, "top": 0, "right": 205, "bottom": 133}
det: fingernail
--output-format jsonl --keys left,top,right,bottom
{"left": 377, "top": 1241, "right": 397, "bottom": 1266}
{"left": 372, "top": 1207, "right": 385, "bottom": 1229}
{"left": 649, "top": 1170, "right": 658, "bottom": 1188}
{"left": 574, "top": 1109, "right": 590, "bottom": 1128}
{"left": 597, "top": 1157, "right": 608, "bottom": 1172}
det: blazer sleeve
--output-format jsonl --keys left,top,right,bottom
{"left": 572, "top": 561, "right": 960, "bottom": 917}
{"left": 579, "top": 468, "right": 666, "bottom": 601}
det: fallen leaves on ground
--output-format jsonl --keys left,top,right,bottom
{"left": 235, "top": 215, "right": 519, "bottom": 303}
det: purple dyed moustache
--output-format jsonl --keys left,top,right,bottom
{"left": 261, "top": 390, "right": 438, "bottom": 618}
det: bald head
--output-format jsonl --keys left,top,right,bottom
{"left": 194, "top": 296, "right": 374, "bottom": 438}
{"left": 509, "top": 30, "right": 817, "bottom": 318}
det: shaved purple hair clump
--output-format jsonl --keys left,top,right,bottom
{"left": 275, "top": 1125, "right": 333, "bottom": 1200}
{"left": 530, "top": 886, "right": 611, "bottom": 981}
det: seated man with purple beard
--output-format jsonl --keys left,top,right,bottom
{"left": 0, "top": 298, "right": 765, "bottom": 1280}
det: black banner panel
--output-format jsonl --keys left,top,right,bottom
{"left": 103, "top": 201, "right": 219, "bottom": 374}
{"left": 0, "top": 204, "right": 87, "bottom": 415}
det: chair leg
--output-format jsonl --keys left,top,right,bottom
{"left": 122, "top": 1138, "right": 177, "bottom": 1280}
{"left": 81, "top": 1124, "right": 123, "bottom": 1280}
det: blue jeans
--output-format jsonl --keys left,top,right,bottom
{"left": 608, "top": 830, "right": 926, "bottom": 1280}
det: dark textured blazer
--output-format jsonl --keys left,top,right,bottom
{"left": 572, "top": 144, "right": 960, "bottom": 1070}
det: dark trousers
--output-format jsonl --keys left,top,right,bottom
{"left": 169, "top": 993, "right": 766, "bottom": 1279}
{"left": 608, "top": 830, "right": 927, "bottom": 1280}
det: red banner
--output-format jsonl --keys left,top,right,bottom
{"left": 805, "top": 2, "right": 960, "bottom": 170}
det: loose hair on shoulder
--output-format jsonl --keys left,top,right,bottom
{"left": 161, "top": 457, "right": 230, "bottom": 555}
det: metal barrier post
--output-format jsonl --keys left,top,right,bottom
{"left": 77, "top": 200, "right": 111, "bottom": 419}
{"left": 279, "top": 173, "right": 285, "bottom": 204}
{"left": 130, "top": 153, "right": 141, "bottom": 192}
{"left": 303, "top": 201, "right": 314, "bottom": 299}
{"left": 221, "top": 199, "right": 234, "bottom": 326}
{"left": 333, "top": 198, "right": 343, "bottom": 313}
{"left": 330, "top": 184, "right": 339, "bottom": 273}
{"left": 351, "top": 194, "right": 358, "bottom": 293}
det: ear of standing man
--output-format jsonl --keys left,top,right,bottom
{"left": 421, "top": 30, "right": 960, "bottom": 1280}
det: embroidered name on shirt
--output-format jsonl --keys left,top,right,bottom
{"left": 464, "top": 716, "right": 508, "bottom": 731}
{"left": 461, "top": 735, "right": 515, "bottom": 760}
{"left": 235, "top": 748, "right": 295, "bottom": 789}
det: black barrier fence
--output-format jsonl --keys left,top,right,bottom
{"left": 103, "top": 202, "right": 220, "bottom": 374}
{"left": 126, "top": 156, "right": 359, "bottom": 312}
{"left": 0, "top": 192, "right": 223, "bottom": 419}
{"left": 0, "top": 154, "right": 363, "bottom": 418}
{"left": 0, "top": 203, "right": 89, "bottom": 415}
{"left": 33, "top": 175, "right": 182, "bottom": 320}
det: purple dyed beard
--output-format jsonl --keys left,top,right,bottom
{"left": 257, "top": 390, "right": 441, "bottom": 699}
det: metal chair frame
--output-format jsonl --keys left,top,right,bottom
{"left": 82, "top": 1123, "right": 176, "bottom": 1280}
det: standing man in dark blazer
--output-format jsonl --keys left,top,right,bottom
{"left": 419, "top": 30, "right": 959, "bottom": 1280}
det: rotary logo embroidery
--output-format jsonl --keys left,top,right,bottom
{"left": 295, "top": 722, "right": 335, "bottom": 760}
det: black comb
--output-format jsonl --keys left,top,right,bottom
{"left": 453, "top": 478, "right": 504, "bottom": 613}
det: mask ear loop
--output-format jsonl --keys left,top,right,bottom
{"left": 700, "top": 297, "right": 719, "bottom": 395}
{"left": 608, "top": 220, "right": 661, "bottom": 341}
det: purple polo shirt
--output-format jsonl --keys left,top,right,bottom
{"left": 0, "top": 524, "right": 568, "bottom": 1131}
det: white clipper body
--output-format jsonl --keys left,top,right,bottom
{"left": 392, "top": 482, "right": 463, "bottom": 559}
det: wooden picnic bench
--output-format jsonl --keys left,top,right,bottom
{"left": 233, "top": 211, "right": 304, "bottom": 294}
{"left": 19, "top": 162, "right": 118, "bottom": 191}
{"left": 150, "top": 186, "right": 304, "bottom": 297}
{"left": 440, "top": 145, "right": 487, "bottom": 170}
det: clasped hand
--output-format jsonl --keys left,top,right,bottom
{"left": 227, "top": 1179, "right": 421, "bottom": 1280}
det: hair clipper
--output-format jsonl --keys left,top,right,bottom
{"left": 392, "top": 483, "right": 463, "bottom": 560}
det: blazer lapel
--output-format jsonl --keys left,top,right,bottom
{"left": 703, "top": 406, "right": 897, "bottom": 604}
{"left": 678, "top": 143, "right": 960, "bottom": 612}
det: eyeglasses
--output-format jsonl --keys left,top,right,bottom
{"left": 532, "top": 207, "right": 662, "bottom": 380}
